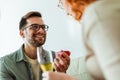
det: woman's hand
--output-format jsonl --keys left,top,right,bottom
{"left": 42, "top": 71, "right": 78, "bottom": 80}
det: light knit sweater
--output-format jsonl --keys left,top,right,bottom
{"left": 81, "top": 0, "right": 120, "bottom": 80}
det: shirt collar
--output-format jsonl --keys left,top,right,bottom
{"left": 16, "top": 44, "right": 27, "bottom": 62}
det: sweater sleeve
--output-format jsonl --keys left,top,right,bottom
{"left": 82, "top": 0, "right": 120, "bottom": 80}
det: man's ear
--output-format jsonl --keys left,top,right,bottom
{"left": 19, "top": 30, "right": 25, "bottom": 38}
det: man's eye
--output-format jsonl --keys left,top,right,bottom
{"left": 41, "top": 25, "right": 45, "bottom": 29}
{"left": 32, "top": 25, "right": 39, "bottom": 29}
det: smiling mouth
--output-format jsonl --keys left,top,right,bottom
{"left": 35, "top": 34, "right": 45, "bottom": 37}
{"left": 36, "top": 35, "right": 43, "bottom": 38}
{"left": 34, "top": 35, "right": 45, "bottom": 40}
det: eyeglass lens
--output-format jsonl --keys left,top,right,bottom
{"left": 30, "top": 24, "right": 48, "bottom": 31}
{"left": 58, "top": 0, "right": 64, "bottom": 9}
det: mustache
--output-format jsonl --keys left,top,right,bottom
{"left": 33, "top": 33, "right": 46, "bottom": 37}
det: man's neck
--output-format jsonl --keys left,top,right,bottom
{"left": 24, "top": 44, "right": 42, "bottom": 59}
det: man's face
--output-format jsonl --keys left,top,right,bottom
{"left": 21, "top": 17, "right": 47, "bottom": 47}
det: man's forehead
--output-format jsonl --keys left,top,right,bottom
{"left": 26, "top": 17, "right": 44, "bottom": 25}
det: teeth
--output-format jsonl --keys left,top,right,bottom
{"left": 36, "top": 35, "right": 43, "bottom": 37}
{"left": 36, "top": 36, "right": 42, "bottom": 37}
{"left": 35, "top": 35, "right": 44, "bottom": 40}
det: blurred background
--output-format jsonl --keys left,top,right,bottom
{"left": 0, "top": 0, "right": 86, "bottom": 59}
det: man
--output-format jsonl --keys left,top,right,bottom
{"left": 0, "top": 11, "right": 70, "bottom": 80}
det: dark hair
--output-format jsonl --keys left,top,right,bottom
{"left": 19, "top": 11, "right": 42, "bottom": 30}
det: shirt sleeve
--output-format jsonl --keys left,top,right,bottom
{"left": 0, "top": 57, "right": 14, "bottom": 80}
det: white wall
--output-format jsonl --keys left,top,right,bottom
{"left": 0, "top": 0, "right": 86, "bottom": 59}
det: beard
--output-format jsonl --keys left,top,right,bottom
{"left": 26, "top": 35, "right": 46, "bottom": 47}
{"left": 24, "top": 30, "right": 46, "bottom": 47}
{"left": 30, "top": 40, "right": 45, "bottom": 47}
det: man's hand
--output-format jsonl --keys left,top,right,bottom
{"left": 53, "top": 51, "right": 70, "bottom": 73}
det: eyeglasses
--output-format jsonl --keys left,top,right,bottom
{"left": 22, "top": 24, "right": 49, "bottom": 31}
{"left": 58, "top": 0, "right": 64, "bottom": 9}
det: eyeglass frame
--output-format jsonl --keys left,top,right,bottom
{"left": 22, "top": 24, "right": 49, "bottom": 31}
{"left": 58, "top": 0, "right": 64, "bottom": 9}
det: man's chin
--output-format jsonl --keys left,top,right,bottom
{"left": 32, "top": 42, "right": 45, "bottom": 47}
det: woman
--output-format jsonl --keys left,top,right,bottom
{"left": 42, "top": 0, "right": 120, "bottom": 80}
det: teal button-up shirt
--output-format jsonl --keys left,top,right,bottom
{"left": 0, "top": 45, "right": 42, "bottom": 80}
